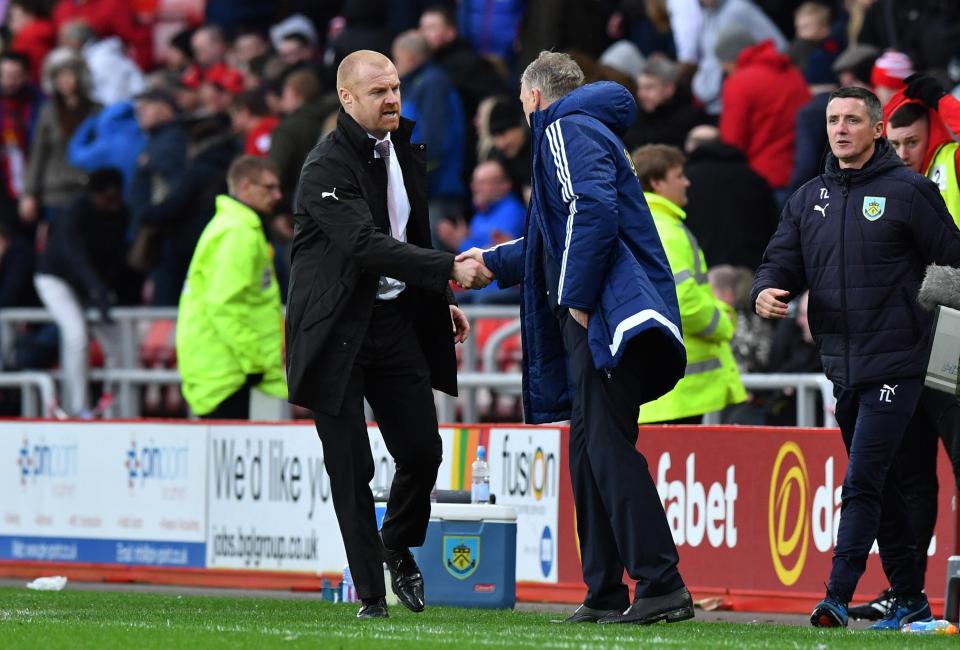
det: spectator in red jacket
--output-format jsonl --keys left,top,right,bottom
{"left": 229, "top": 91, "right": 278, "bottom": 157}
{"left": 52, "top": 0, "right": 152, "bottom": 70}
{"left": 717, "top": 27, "right": 810, "bottom": 203}
{"left": 7, "top": 0, "right": 56, "bottom": 85}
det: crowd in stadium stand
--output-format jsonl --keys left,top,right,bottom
{"left": 0, "top": 0, "right": 956, "bottom": 419}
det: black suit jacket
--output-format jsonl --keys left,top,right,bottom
{"left": 286, "top": 110, "right": 458, "bottom": 415}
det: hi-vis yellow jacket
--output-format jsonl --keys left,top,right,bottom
{"left": 176, "top": 194, "right": 287, "bottom": 415}
{"left": 639, "top": 192, "right": 746, "bottom": 423}
{"left": 926, "top": 142, "right": 960, "bottom": 228}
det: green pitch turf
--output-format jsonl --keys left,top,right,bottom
{"left": 0, "top": 587, "right": 956, "bottom": 649}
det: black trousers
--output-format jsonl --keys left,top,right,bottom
{"left": 562, "top": 313, "right": 684, "bottom": 610}
{"left": 200, "top": 385, "right": 251, "bottom": 419}
{"left": 898, "top": 388, "right": 960, "bottom": 578}
{"left": 314, "top": 297, "right": 442, "bottom": 600}
{"left": 828, "top": 378, "right": 924, "bottom": 603}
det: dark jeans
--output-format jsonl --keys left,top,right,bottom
{"left": 562, "top": 312, "right": 684, "bottom": 610}
{"left": 898, "top": 388, "right": 960, "bottom": 578}
{"left": 828, "top": 378, "right": 925, "bottom": 603}
{"left": 314, "top": 297, "right": 442, "bottom": 600}
{"left": 199, "top": 385, "right": 250, "bottom": 419}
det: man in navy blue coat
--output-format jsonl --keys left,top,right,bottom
{"left": 458, "top": 52, "right": 693, "bottom": 626}
{"left": 752, "top": 86, "right": 960, "bottom": 630}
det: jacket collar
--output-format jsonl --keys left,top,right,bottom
{"left": 216, "top": 194, "right": 263, "bottom": 228}
{"left": 644, "top": 191, "right": 686, "bottom": 220}
{"left": 336, "top": 108, "right": 415, "bottom": 160}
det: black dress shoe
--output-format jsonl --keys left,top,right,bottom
{"left": 356, "top": 597, "right": 389, "bottom": 619}
{"left": 553, "top": 603, "right": 624, "bottom": 623}
{"left": 598, "top": 587, "right": 694, "bottom": 625}
{"left": 383, "top": 546, "right": 425, "bottom": 613}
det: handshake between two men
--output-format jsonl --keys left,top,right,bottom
{"left": 448, "top": 246, "right": 591, "bottom": 329}
{"left": 450, "top": 247, "right": 493, "bottom": 290}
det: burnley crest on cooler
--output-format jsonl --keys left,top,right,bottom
{"left": 443, "top": 535, "right": 480, "bottom": 579}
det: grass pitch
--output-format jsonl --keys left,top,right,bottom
{"left": 0, "top": 587, "right": 957, "bottom": 649}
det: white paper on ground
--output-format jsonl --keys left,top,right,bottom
{"left": 26, "top": 576, "right": 68, "bottom": 591}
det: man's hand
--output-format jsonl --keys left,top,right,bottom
{"left": 904, "top": 73, "right": 947, "bottom": 110}
{"left": 450, "top": 305, "right": 470, "bottom": 343}
{"left": 455, "top": 247, "right": 486, "bottom": 265}
{"left": 755, "top": 288, "right": 790, "bottom": 319}
{"left": 569, "top": 307, "right": 589, "bottom": 328}
{"left": 18, "top": 195, "right": 38, "bottom": 224}
{"left": 451, "top": 254, "right": 493, "bottom": 289}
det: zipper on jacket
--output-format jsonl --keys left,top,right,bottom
{"left": 838, "top": 170, "right": 850, "bottom": 384}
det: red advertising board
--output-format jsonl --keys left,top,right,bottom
{"left": 551, "top": 425, "right": 956, "bottom": 613}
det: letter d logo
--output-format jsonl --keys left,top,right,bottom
{"left": 768, "top": 441, "right": 810, "bottom": 586}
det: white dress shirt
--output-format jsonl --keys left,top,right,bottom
{"left": 370, "top": 132, "right": 411, "bottom": 300}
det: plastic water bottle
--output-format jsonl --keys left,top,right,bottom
{"left": 902, "top": 620, "right": 958, "bottom": 634}
{"left": 471, "top": 445, "right": 490, "bottom": 503}
{"left": 341, "top": 565, "right": 357, "bottom": 603}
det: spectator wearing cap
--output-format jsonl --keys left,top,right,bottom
{"left": 136, "top": 104, "right": 238, "bottom": 307}
{"left": 230, "top": 91, "right": 279, "bottom": 158}
{"left": 486, "top": 98, "right": 532, "bottom": 200}
{"left": 623, "top": 57, "right": 708, "bottom": 151}
{"left": 716, "top": 27, "right": 810, "bottom": 203}
{"left": 692, "top": 0, "right": 787, "bottom": 115}
{"left": 7, "top": 0, "right": 56, "bottom": 85}
{"left": 52, "top": 0, "right": 153, "bottom": 71}
{"left": 198, "top": 64, "right": 245, "bottom": 116}
{"left": 21, "top": 48, "right": 101, "bottom": 228}
{"left": 59, "top": 19, "right": 144, "bottom": 105}
{"left": 393, "top": 30, "right": 466, "bottom": 243}
{"left": 182, "top": 25, "right": 245, "bottom": 98}
{"left": 127, "top": 88, "right": 187, "bottom": 279}
{"left": 871, "top": 50, "right": 913, "bottom": 107}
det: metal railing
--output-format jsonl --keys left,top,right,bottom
{"left": 0, "top": 305, "right": 835, "bottom": 426}
{"left": 0, "top": 372, "right": 56, "bottom": 416}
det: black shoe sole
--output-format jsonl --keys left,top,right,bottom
{"left": 602, "top": 604, "right": 695, "bottom": 625}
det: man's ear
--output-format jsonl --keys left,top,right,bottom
{"left": 532, "top": 87, "right": 543, "bottom": 112}
{"left": 874, "top": 120, "right": 884, "bottom": 139}
{"left": 338, "top": 87, "right": 353, "bottom": 108}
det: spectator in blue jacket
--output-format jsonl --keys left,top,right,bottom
{"left": 458, "top": 53, "right": 692, "bottom": 626}
{"left": 440, "top": 159, "right": 524, "bottom": 303}
{"left": 392, "top": 30, "right": 466, "bottom": 243}
{"left": 68, "top": 100, "right": 145, "bottom": 196}
{"left": 126, "top": 88, "right": 188, "bottom": 283}
{"left": 752, "top": 86, "right": 960, "bottom": 631}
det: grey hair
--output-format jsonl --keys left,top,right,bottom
{"left": 639, "top": 57, "right": 678, "bottom": 84}
{"left": 521, "top": 51, "right": 584, "bottom": 103}
{"left": 393, "top": 29, "right": 431, "bottom": 60}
